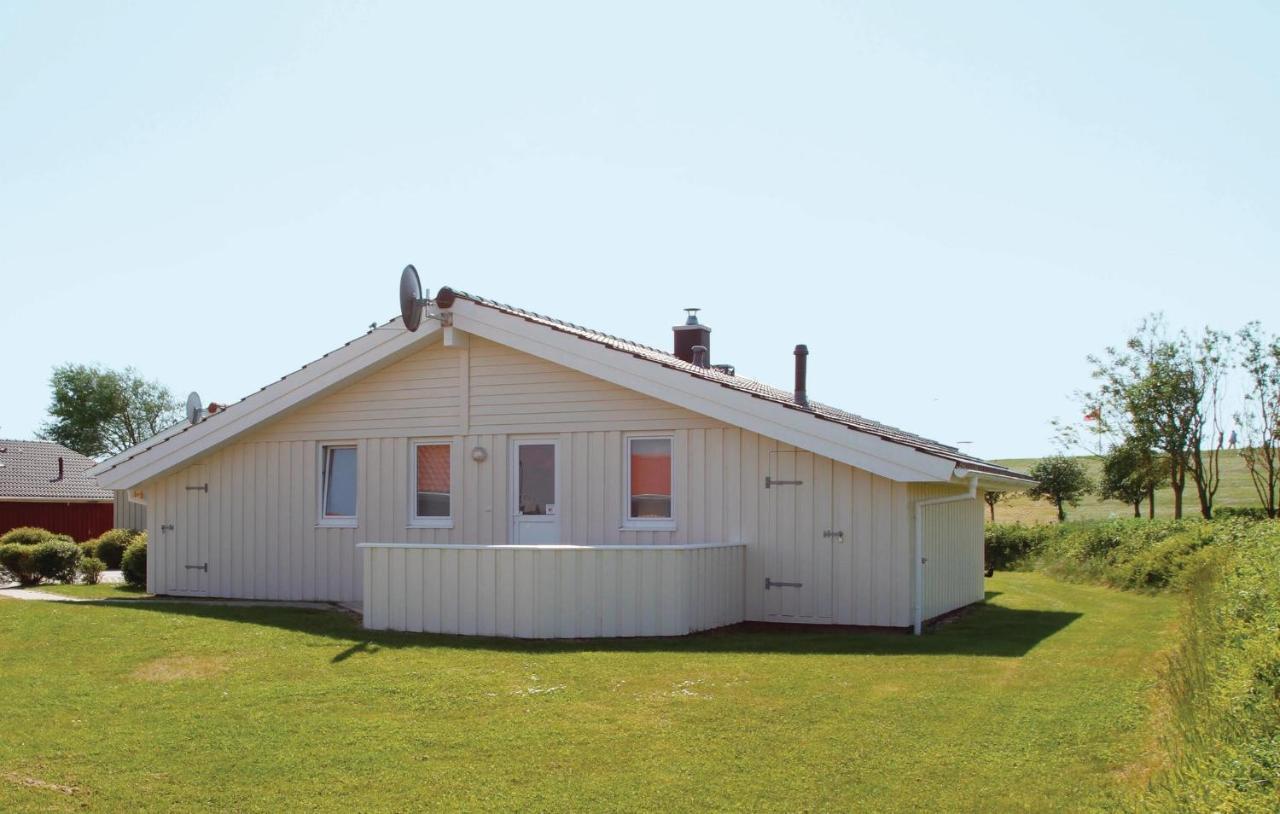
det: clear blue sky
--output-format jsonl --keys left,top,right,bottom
{"left": 1, "top": 2, "right": 1276, "bottom": 459}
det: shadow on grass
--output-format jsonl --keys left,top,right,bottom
{"left": 82, "top": 597, "right": 1080, "bottom": 660}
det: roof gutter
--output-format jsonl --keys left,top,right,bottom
{"left": 912, "top": 469, "right": 980, "bottom": 635}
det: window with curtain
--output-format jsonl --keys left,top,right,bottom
{"left": 413, "top": 442, "right": 452, "bottom": 521}
{"left": 321, "top": 445, "right": 357, "bottom": 521}
{"left": 627, "top": 436, "right": 673, "bottom": 521}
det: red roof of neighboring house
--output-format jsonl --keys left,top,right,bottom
{"left": 0, "top": 440, "right": 112, "bottom": 501}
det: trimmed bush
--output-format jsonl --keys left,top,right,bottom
{"left": 31, "top": 539, "right": 82, "bottom": 584}
{"left": 0, "top": 526, "right": 55, "bottom": 546}
{"left": 121, "top": 535, "right": 147, "bottom": 589}
{"left": 80, "top": 556, "right": 106, "bottom": 585}
{"left": 0, "top": 543, "right": 41, "bottom": 585}
{"left": 79, "top": 540, "right": 97, "bottom": 560}
{"left": 89, "top": 528, "right": 136, "bottom": 570}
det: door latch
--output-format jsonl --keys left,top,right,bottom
{"left": 822, "top": 530, "right": 845, "bottom": 542}
{"left": 765, "top": 577, "right": 803, "bottom": 590}
{"left": 764, "top": 476, "right": 804, "bottom": 489}
{"left": 160, "top": 524, "right": 174, "bottom": 533}
{"left": 185, "top": 483, "right": 208, "bottom": 492}
{"left": 184, "top": 563, "right": 208, "bottom": 572}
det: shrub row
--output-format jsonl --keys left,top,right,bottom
{"left": 0, "top": 526, "right": 146, "bottom": 586}
{"left": 79, "top": 528, "right": 142, "bottom": 570}
{"left": 0, "top": 539, "right": 82, "bottom": 585}
{"left": 984, "top": 518, "right": 1240, "bottom": 591}
{"left": 1134, "top": 520, "right": 1280, "bottom": 812}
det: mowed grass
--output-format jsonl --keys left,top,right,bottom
{"left": 0, "top": 573, "right": 1174, "bottom": 813}
{"left": 992, "top": 449, "right": 1266, "bottom": 524}
{"left": 21, "top": 583, "right": 149, "bottom": 600}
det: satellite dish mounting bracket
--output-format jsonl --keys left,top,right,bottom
{"left": 399, "top": 266, "right": 455, "bottom": 332}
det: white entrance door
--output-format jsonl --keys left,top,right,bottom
{"left": 765, "top": 450, "right": 835, "bottom": 622}
{"left": 511, "top": 440, "right": 560, "bottom": 545}
{"left": 168, "top": 465, "right": 209, "bottom": 596}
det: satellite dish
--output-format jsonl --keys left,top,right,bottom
{"left": 400, "top": 265, "right": 424, "bottom": 332}
{"left": 186, "top": 391, "right": 203, "bottom": 425}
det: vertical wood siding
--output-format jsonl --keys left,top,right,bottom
{"left": 112, "top": 490, "right": 147, "bottom": 531}
{"left": 362, "top": 543, "right": 745, "bottom": 637}
{"left": 911, "top": 484, "right": 985, "bottom": 621}
{"left": 140, "top": 334, "right": 975, "bottom": 632}
{"left": 0, "top": 501, "right": 112, "bottom": 542}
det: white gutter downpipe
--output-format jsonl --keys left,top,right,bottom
{"left": 912, "top": 470, "right": 980, "bottom": 635}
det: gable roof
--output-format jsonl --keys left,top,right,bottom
{"left": 88, "top": 289, "right": 1033, "bottom": 490}
{"left": 453, "top": 292, "right": 1027, "bottom": 483}
{"left": 0, "top": 440, "right": 112, "bottom": 502}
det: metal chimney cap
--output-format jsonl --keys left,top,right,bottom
{"left": 794, "top": 344, "right": 809, "bottom": 355}
{"left": 684, "top": 308, "right": 701, "bottom": 325}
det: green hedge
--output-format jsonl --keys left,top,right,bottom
{"left": 88, "top": 528, "right": 138, "bottom": 570}
{"left": 0, "top": 526, "right": 57, "bottom": 546}
{"left": 121, "top": 535, "right": 147, "bottom": 589}
{"left": 0, "top": 543, "right": 40, "bottom": 585}
{"left": 985, "top": 519, "right": 1226, "bottom": 591}
{"left": 79, "top": 556, "right": 106, "bottom": 585}
{"left": 30, "top": 539, "right": 82, "bottom": 583}
{"left": 1135, "top": 520, "right": 1280, "bottom": 812}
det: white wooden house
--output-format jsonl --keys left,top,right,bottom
{"left": 89, "top": 289, "right": 1031, "bottom": 636}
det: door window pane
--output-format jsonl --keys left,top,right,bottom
{"left": 629, "top": 437, "right": 672, "bottom": 519}
{"left": 517, "top": 443, "right": 556, "bottom": 516}
{"left": 415, "top": 443, "right": 451, "bottom": 518}
{"left": 323, "top": 446, "right": 357, "bottom": 518}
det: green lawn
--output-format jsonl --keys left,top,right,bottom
{"left": 22, "top": 583, "right": 149, "bottom": 600}
{"left": 992, "top": 449, "right": 1266, "bottom": 524}
{"left": 0, "top": 573, "right": 1175, "bottom": 813}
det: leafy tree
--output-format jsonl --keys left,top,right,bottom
{"left": 983, "top": 490, "right": 1004, "bottom": 523}
{"left": 38, "top": 364, "right": 181, "bottom": 458}
{"left": 1236, "top": 322, "right": 1280, "bottom": 518}
{"left": 1026, "top": 455, "right": 1092, "bottom": 522}
{"left": 1087, "top": 315, "right": 1222, "bottom": 519}
{"left": 1099, "top": 438, "right": 1167, "bottom": 518}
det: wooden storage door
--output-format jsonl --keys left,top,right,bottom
{"left": 765, "top": 450, "right": 835, "bottom": 621}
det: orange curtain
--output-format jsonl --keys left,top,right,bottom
{"left": 630, "top": 451, "right": 671, "bottom": 497}
{"left": 416, "top": 445, "right": 450, "bottom": 493}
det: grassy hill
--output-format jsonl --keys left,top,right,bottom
{"left": 989, "top": 450, "right": 1267, "bottom": 525}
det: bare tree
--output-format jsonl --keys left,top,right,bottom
{"left": 1237, "top": 322, "right": 1280, "bottom": 518}
{"left": 1184, "top": 328, "right": 1231, "bottom": 519}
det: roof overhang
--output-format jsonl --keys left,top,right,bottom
{"left": 88, "top": 320, "right": 444, "bottom": 489}
{"left": 88, "top": 297, "right": 1020, "bottom": 490}
{"left": 952, "top": 467, "right": 1036, "bottom": 492}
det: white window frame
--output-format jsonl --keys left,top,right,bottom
{"left": 317, "top": 442, "right": 358, "bottom": 528}
{"left": 408, "top": 438, "right": 456, "bottom": 529}
{"left": 622, "top": 433, "right": 676, "bottom": 531}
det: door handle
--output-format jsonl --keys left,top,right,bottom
{"left": 822, "top": 530, "right": 844, "bottom": 542}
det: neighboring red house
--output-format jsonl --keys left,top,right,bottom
{"left": 0, "top": 440, "right": 112, "bottom": 541}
